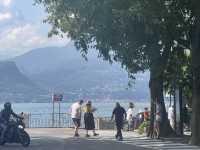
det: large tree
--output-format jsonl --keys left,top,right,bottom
{"left": 35, "top": 0, "right": 200, "bottom": 141}
{"left": 161, "top": 0, "right": 200, "bottom": 145}
{"left": 34, "top": 0, "right": 176, "bottom": 137}
{"left": 189, "top": 1, "right": 200, "bottom": 145}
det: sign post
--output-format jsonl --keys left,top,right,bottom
{"left": 52, "top": 93, "right": 63, "bottom": 127}
{"left": 52, "top": 99, "right": 55, "bottom": 127}
{"left": 174, "top": 88, "right": 183, "bottom": 135}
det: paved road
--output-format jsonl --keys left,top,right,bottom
{"left": 0, "top": 137, "right": 154, "bottom": 150}
{"left": 0, "top": 129, "right": 200, "bottom": 150}
{"left": 0, "top": 128, "right": 152, "bottom": 150}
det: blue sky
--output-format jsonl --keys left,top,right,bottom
{"left": 0, "top": 0, "right": 69, "bottom": 59}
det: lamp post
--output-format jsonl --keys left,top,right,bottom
{"left": 184, "top": 49, "right": 191, "bottom": 57}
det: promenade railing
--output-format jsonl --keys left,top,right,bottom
{"left": 24, "top": 113, "right": 113, "bottom": 129}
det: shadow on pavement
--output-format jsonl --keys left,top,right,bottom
{"left": 0, "top": 136, "right": 153, "bottom": 150}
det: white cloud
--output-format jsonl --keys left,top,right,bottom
{"left": 0, "top": 24, "right": 70, "bottom": 58}
{"left": 0, "top": 12, "right": 12, "bottom": 21}
{"left": 0, "top": 0, "right": 12, "bottom": 7}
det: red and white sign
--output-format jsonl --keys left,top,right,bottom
{"left": 52, "top": 94, "right": 63, "bottom": 102}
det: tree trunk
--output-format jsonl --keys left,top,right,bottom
{"left": 191, "top": 15, "right": 200, "bottom": 146}
{"left": 148, "top": 69, "right": 174, "bottom": 137}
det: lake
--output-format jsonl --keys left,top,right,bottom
{"left": 0, "top": 102, "right": 150, "bottom": 117}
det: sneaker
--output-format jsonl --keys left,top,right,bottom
{"left": 85, "top": 134, "right": 90, "bottom": 137}
{"left": 74, "top": 133, "right": 80, "bottom": 137}
{"left": 93, "top": 133, "right": 99, "bottom": 136}
{"left": 115, "top": 135, "right": 118, "bottom": 139}
{"left": 117, "top": 137, "right": 123, "bottom": 141}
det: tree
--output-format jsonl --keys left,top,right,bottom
{"left": 161, "top": 0, "right": 200, "bottom": 145}
{"left": 35, "top": 0, "right": 195, "bottom": 138}
{"left": 190, "top": 6, "right": 200, "bottom": 146}
{"left": 147, "top": 0, "right": 200, "bottom": 145}
{"left": 34, "top": 0, "right": 177, "bottom": 137}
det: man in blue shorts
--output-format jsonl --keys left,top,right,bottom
{"left": 71, "top": 100, "right": 84, "bottom": 137}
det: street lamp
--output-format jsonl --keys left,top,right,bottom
{"left": 184, "top": 49, "right": 191, "bottom": 57}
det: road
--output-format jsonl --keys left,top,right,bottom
{"left": 1, "top": 128, "right": 200, "bottom": 150}
{"left": 0, "top": 137, "right": 154, "bottom": 150}
{"left": 0, "top": 128, "right": 152, "bottom": 150}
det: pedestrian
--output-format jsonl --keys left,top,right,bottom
{"left": 138, "top": 109, "right": 144, "bottom": 126}
{"left": 154, "top": 102, "right": 161, "bottom": 139}
{"left": 71, "top": 100, "right": 84, "bottom": 137}
{"left": 168, "top": 105, "right": 175, "bottom": 129}
{"left": 126, "top": 102, "right": 134, "bottom": 131}
{"left": 134, "top": 113, "right": 140, "bottom": 129}
{"left": 84, "top": 101, "right": 99, "bottom": 137}
{"left": 111, "top": 102, "right": 126, "bottom": 141}
{"left": 143, "top": 107, "right": 150, "bottom": 121}
{"left": 183, "top": 104, "right": 190, "bottom": 130}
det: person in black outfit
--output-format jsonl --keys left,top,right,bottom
{"left": 84, "top": 101, "right": 99, "bottom": 137}
{"left": 0, "top": 102, "right": 23, "bottom": 142}
{"left": 183, "top": 104, "right": 190, "bottom": 130}
{"left": 111, "top": 102, "right": 127, "bottom": 141}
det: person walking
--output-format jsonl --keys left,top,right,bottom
{"left": 70, "top": 100, "right": 84, "bottom": 137}
{"left": 137, "top": 109, "right": 144, "bottom": 127}
{"left": 183, "top": 104, "right": 190, "bottom": 130}
{"left": 83, "top": 101, "right": 99, "bottom": 137}
{"left": 154, "top": 102, "right": 161, "bottom": 139}
{"left": 168, "top": 105, "right": 175, "bottom": 129}
{"left": 126, "top": 102, "right": 134, "bottom": 131}
{"left": 143, "top": 107, "right": 150, "bottom": 121}
{"left": 111, "top": 102, "right": 127, "bottom": 141}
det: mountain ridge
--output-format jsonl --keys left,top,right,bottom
{"left": 0, "top": 61, "right": 46, "bottom": 102}
{"left": 12, "top": 43, "right": 150, "bottom": 101}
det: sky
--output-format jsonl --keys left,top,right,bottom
{"left": 0, "top": 0, "right": 69, "bottom": 60}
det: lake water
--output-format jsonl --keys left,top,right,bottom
{"left": 0, "top": 102, "right": 154, "bottom": 128}
{"left": 0, "top": 102, "right": 150, "bottom": 117}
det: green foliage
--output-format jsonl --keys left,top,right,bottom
{"left": 35, "top": 0, "right": 195, "bottom": 109}
{"left": 36, "top": 1, "right": 150, "bottom": 76}
{"left": 138, "top": 121, "right": 150, "bottom": 135}
{"left": 35, "top": 0, "right": 200, "bottom": 143}
{"left": 163, "top": 48, "right": 192, "bottom": 103}
{"left": 34, "top": 0, "right": 178, "bottom": 78}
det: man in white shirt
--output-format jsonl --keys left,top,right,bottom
{"left": 71, "top": 100, "right": 84, "bottom": 137}
{"left": 126, "top": 102, "right": 134, "bottom": 131}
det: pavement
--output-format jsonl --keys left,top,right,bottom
{"left": 0, "top": 128, "right": 200, "bottom": 150}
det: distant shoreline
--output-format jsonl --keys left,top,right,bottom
{"left": 0, "top": 100, "right": 149, "bottom": 104}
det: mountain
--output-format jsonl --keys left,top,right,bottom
{"left": 0, "top": 61, "right": 47, "bottom": 102}
{"left": 12, "top": 43, "right": 150, "bottom": 101}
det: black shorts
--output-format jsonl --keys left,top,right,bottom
{"left": 72, "top": 118, "right": 81, "bottom": 127}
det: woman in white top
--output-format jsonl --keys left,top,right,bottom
{"left": 168, "top": 105, "right": 175, "bottom": 129}
{"left": 126, "top": 102, "right": 134, "bottom": 131}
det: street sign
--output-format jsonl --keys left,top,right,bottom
{"left": 52, "top": 93, "right": 63, "bottom": 127}
{"left": 52, "top": 94, "right": 63, "bottom": 102}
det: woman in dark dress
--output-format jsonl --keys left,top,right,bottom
{"left": 84, "top": 101, "right": 99, "bottom": 137}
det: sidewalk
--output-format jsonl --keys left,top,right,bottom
{"left": 86, "top": 130, "right": 200, "bottom": 150}
{"left": 1, "top": 128, "right": 200, "bottom": 150}
{"left": 28, "top": 128, "right": 200, "bottom": 150}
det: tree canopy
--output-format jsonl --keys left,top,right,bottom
{"left": 35, "top": 0, "right": 200, "bottom": 145}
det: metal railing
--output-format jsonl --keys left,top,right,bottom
{"left": 24, "top": 113, "right": 112, "bottom": 128}
{"left": 26, "top": 113, "right": 73, "bottom": 128}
